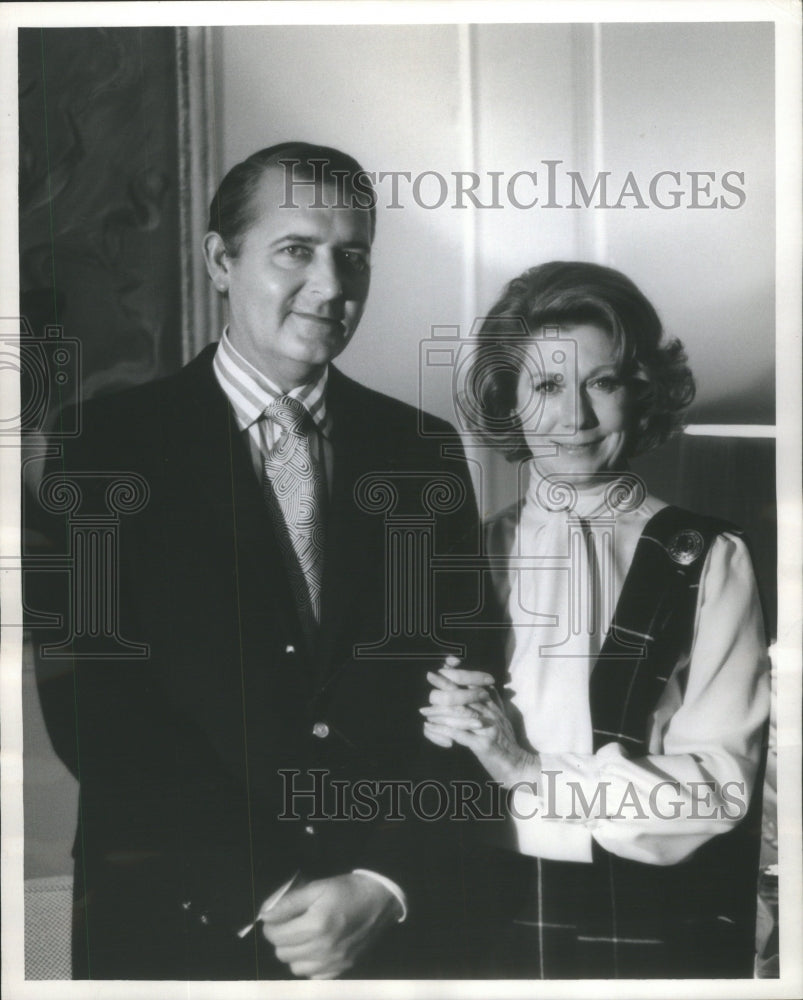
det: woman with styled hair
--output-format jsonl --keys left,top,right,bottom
{"left": 422, "top": 261, "right": 770, "bottom": 979}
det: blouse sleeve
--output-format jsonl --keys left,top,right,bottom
{"left": 510, "top": 532, "right": 771, "bottom": 865}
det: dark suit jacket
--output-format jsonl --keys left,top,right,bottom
{"left": 27, "top": 345, "right": 503, "bottom": 979}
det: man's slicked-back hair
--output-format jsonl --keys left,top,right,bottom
{"left": 207, "top": 141, "right": 377, "bottom": 256}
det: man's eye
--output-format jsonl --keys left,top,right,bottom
{"left": 279, "top": 245, "right": 313, "bottom": 260}
{"left": 341, "top": 251, "right": 370, "bottom": 273}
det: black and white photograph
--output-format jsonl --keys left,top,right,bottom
{"left": 1, "top": 1, "right": 801, "bottom": 996}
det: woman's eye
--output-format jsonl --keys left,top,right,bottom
{"left": 590, "top": 375, "right": 622, "bottom": 392}
{"left": 534, "top": 378, "right": 561, "bottom": 395}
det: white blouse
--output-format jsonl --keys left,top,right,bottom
{"left": 503, "top": 473, "right": 771, "bottom": 866}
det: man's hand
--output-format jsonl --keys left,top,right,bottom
{"left": 259, "top": 873, "right": 401, "bottom": 979}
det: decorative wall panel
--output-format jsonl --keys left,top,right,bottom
{"left": 20, "top": 26, "right": 183, "bottom": 411}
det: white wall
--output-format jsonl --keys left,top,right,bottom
{"left": 216, "top": 24, "right": 469, "bottom": 416}
{"left": 215, "top": 21, "right": 774, "bottom": 429}
{"left": 597, "top": 22, "right": 774, "bottom": 423}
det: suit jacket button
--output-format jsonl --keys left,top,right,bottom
{"left": 285, "top": 644, "right": 296, "bottom": 654}
{"left": 312, "top": 722, "right": 329, "bottom": 739}
{"left": 199, "top": 913, "right": 210, "bottom": 926}
{"left": 304, "top": 825, "right": 316, "bottom": 835}
{"left": 181, "top": 900, "right": 192, "bottom": 911}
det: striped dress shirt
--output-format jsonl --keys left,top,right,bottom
{"left": 212, "top": 329, "right": 333, "bottom": 491}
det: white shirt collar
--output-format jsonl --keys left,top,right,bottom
{"left": 213, "top": 329, "right": 330, "bottom": 436}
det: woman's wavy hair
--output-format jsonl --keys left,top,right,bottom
{"left": 466, "top": 260, "right": 695, "bottom": 461}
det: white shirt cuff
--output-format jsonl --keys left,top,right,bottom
{"left": 509, "top": 784, "right": 594, "bottom": 862}
{"left": 351, "top": 869, "right": 408, "bottom": 922}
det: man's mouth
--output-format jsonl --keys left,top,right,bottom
{"left": 292, "top": 310, "right": 344, "bottom": 329}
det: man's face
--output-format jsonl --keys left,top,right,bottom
{"left": 217, "top": 166, "right": 372, "bottom": 387}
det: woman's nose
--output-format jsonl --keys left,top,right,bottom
{"left": 559, "top": 384, "right": 598, "bottom": 431}
{"left": 576, "top": 388, "right": 599, "bottom": 430}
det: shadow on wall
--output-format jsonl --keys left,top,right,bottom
{"left": 631, "top": 433, "right": 776, "bottom": 640}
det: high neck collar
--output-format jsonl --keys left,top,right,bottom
{"left": 523, "top": 464, "right": 648, "bottom": 520}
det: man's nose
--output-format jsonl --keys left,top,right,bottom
{"left": 306, "top": 251, "right": 343, "bottom": 299}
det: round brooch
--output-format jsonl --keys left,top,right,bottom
{"left": 666, "top": 529, "right": 705, "bottom": 565}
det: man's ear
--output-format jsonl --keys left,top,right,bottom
{"left": 203, "top": 232, "right": 232, "bottom": 293}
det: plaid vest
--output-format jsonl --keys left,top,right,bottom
{"left": 481, "top": 504, "right": 766, "bottom": 979}
{"left": 582, "top": 505, "right": 764, "bottom": 977}
{"left": 591, "top": 504, "right": 739, "bottom": 753}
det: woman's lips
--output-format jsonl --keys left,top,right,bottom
{"left": 553, "top": 439, "right": 602, "bottom": 452}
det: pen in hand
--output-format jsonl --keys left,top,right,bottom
{"left": 237, "top": 869, "right": 302, "bottom": 938}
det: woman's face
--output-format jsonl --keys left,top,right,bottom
{"left": 516, "top": 324, "right": 632, "bottom": 485}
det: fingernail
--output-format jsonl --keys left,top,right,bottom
{"left": 444, "top": 655, "right": 461, "bottom": 667}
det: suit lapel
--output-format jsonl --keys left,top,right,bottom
{"left": 169, "top": 346, "right": 310, "bottom": 653}
{"left": 170, "top": 354, "right": 389, "bottom": 685}
{"left": 315, "top": 369, "right": 387, "bottom": 680}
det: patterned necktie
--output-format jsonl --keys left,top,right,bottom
{"left": 262, "top": 396, "right": 326, "bottom": 644}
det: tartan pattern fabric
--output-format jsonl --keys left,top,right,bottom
{"left": 590, "top": 504, "right": 736, "bottom": 755}
{"left": 262, "top": 396, "right": 326, "bottom": 644}
{"left": 482, "top": 852, "right": 681, "bottom": 979}
{"left": 481, "top": 505, "right": 761, "bottom": 978}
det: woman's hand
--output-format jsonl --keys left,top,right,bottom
{"left": 420, "top": 660, "right": 539, "bottom": 789}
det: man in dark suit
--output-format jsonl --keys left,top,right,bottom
{"left": 27, "top": 143, "right": 499, "bottom": 980}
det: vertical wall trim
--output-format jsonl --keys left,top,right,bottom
{"left": 458, "top": 22, "right": 479, "bottom": 335}
{"left": 176, "top": 26, "right": 222, "bottom": 363}
{"left": 590, "top": 23, "right": 607, "bottom": 262}
{"left": 571, "top": 23, "right": 606, "bottom": 262}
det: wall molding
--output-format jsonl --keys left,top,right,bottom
{"left": 176, "top": 26, "right": 222, "bottom": 363}
{"left": 570, "top": 22, "right": 606, "bottom": 263}
{"left": 684, "top": 425, "right": 777, "bottom": 438}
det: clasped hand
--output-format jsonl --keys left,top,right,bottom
{"left": 420, "top": 659, "right": 538, "bottom": 789}
{"left": 260, "top": 873, "right": 399, "bottom": 979}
